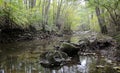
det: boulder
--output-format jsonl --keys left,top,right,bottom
{"left": 77, "top": 33, "right": 117, "bottom": 51}
{"left": 39, "top": 50, "right": 70, "bottom": 69}
{"left": 59, "top": 32, "right": 117, "bottom": 61}
{"left": 60, "top": 42, "right": 80, "bottom": 57}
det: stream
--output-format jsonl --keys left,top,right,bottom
{"left": 0, "top": 35, "right": 119, "bottom": 73}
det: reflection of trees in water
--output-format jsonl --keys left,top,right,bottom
{"left": 0, "top": 39, "right": 62, "bottom": 73}
{"left": 0, "top": 55, "right": 42, "bottom": 73}
{"left": 0, "top": 36, "right": 110, "bottom": 73}
{"left": 1, "top": 53, "right": 114, "bottom": 73}
{"left": 0, "top": 54, "right": 94, "bottom": 73}
{"left": 42, "top": 55, "right": 93, "bottom": 73}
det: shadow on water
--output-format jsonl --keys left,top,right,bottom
{"left": 0, "top": 35, "right": 119, "bottom": 73}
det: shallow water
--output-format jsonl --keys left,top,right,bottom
{"left": 0, "top": 36, "right": 119, "bottom": 73}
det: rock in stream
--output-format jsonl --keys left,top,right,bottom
{"left": 39, "top": 50, "right": 70, "bottom": 69}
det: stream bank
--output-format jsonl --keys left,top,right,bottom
{"left": 0, "top": 31, "right": 120, "bottom": 73}
{"left": 0, "top": 28, "right": 64, "bottom": 43}
{"left": 39, "top": 31, "right": 120, "bottom": 72}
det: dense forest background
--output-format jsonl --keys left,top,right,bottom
{"left": 0, "top": 0, "right": 120, "bottom": 40}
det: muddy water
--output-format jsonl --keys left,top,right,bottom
{"left": 0, "top": 36, "right": 119, "bottom": 73}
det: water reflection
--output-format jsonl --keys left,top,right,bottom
{"left": 50, "top": 56, "right": 93, "bottom": 73}
{"left": 0, "top": 36, "right": 118, "bottom": 73}
{"left": 0, "top": 53, "right": 116, "bottom": 73}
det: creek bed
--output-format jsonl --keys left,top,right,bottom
{"left": 0, "top": 34, "right": 120, "bottom": 73}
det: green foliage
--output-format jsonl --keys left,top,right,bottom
{"left": 0, "top": 0, "right": 80, "bottom": 31}
{"left": 0, "top": 0, "right": 119, "bottom": 33}
{"left": 88, "top": 0, "right": 120, "bottom": 33}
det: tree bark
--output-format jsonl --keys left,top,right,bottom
{"left": 44, "top": 0, "right": 51, "bottom": 25}
{"left": 95, "top": 6, "right": 108, "bottom": 34}
{"left": 41, "top": 0, "right": 51, "bottom": 32}
{"left": 55, "top": 0, "right": 63, "bottom": 30}
{"left": 29, "top": 0, "right": 36, "bottom": 8}
{"left": 42, "top": 0, "right": 45, "bottom": 31}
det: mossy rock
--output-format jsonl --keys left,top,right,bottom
{"left": 78, "top": 33, "right": 116, "bottom": 50}
{"left": 60, "top": 42, "right": 80, "bottom": 57}
{"left": 39, "top": 50, "right": 70, "bottom": 69}
{"left": 113, "top": 34, "right": 120, "bottom": 43}
{"left": 113, "top": 66, "right": 120, "bottom": 73}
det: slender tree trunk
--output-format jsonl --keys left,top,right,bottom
{"left": 42, "top": 0, "right": 45, "bottom": 31}
{"left": 44, "top": 0, "right": 51, "bottom": 25}
{"left": 38, "top": 0, "right": 41, "bottom": 27}
{"left": 95, "top": 6, "right": 108, "bottom": 34}
{"left": 55, "top": 0, "right": 63, "bottom": 30}
{"left": 41, "top": 0, "right": 51, "bottom": 32}
{"left": 53, "top": 0, "right": 55, "bottom": 25}
{"left": 29, "top": 0, "right": 36, "bottom": 8}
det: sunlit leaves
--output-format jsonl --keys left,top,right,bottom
{"left": 0, "top": 0, "right": 113, "bottom": 32}
{"left": 0, "top": 0, "right": 3, "bottom": 7}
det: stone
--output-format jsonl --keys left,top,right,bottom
{"left": 60, "top": 42, "right": 80, "bottom": 57}
{"left": 39, "top": 50, "right": 70, "bottom": 69}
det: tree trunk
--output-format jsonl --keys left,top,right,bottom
{"left": 44, "top": 0, "right": 51, "bottom": 25}
{"left": 42, "top": 0, "right": 45, "bottom": 31}
{"left": 29, "top": 0, "right": 36, "bottom": 8}
{"left": 55, "top": 0, "right": 63, "bottom": 30}
{"left": 41, "top": 0, "right": 51, "bottom": 32}
{"left": 95, "top": 6, "right": 108, "bottom": 34}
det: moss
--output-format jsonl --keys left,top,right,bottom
{"left": 113, "top": 34, "right": 120, "bottom": 43}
